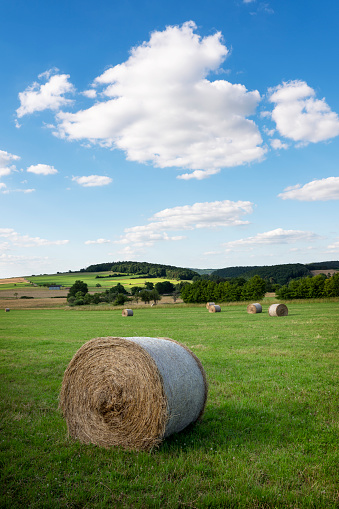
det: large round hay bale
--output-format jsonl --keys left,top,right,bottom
{"left": 209, "top": 305, "right": 221, "bottom": 313}
{"left": 247, "top": 303, "right": 262, "bottom": 314}
{"left": 59, "top": 336, "right": 207, "bottom": 451}
{"left": 206, "top": 302, "right": 215, "bottom": 309}
{"left": 268, "top": 303, "right": 288, "bottom": 317}
{"left": 122, "top": 309, "right": 133, "bottom": 316}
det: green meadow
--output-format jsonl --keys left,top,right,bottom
{"left": 1, "top": 300, "right": 338, "bottom": 508}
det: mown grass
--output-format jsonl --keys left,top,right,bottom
{"left": 1, "top": 301, "right": 338, "bottom": 508}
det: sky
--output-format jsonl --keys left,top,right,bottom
{"left": 1, "top": 0, "right": 339, "bottom": 278}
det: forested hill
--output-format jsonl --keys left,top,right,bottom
{"left": 81, "top": 261, "right": 199, "bottom": 280}
{"left": 211, "top": 261, "right": 339, "bottom": 286}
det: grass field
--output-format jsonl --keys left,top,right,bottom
{"left": 1, "top": 300, "right": 338, "bottom": 508}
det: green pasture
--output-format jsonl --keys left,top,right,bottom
{"left": 25, "top": 272, "right": 183, "bottom": 290}
{"left": 1, "top": 300, "right": 338, "bottom": 508}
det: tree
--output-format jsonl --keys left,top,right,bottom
{"left": 139, "top": 290, "right": 151, "bottom": 304}
{"left": 144, "top": 281, "right": 154, "bottom": 290}
{"left": 67, "top": 280, "right": 88, "bottom": 299}
{"left": 155, "top": 281, "right": 175, "bottom": 294}
{"left": 149, "top": 289, "right": 161, "bottom": 305}
{"left": 240, "top": 275, "right": 266, "bottom": 301}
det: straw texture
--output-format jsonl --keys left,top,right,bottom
{"left": 122, "top": 309, "right": 133, "bottom": 316}
{"left": 59, "top": 336, "right": 207, "bottom": 451}
{"left": 268, "top": 303, "right": 288, "bottom": 317}
{"left": 209, "top": 305, "right": 221, "bottom": 313}
{"left": 247, "top": 303, "right": 262, "bottom": 314}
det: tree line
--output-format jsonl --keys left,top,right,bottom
{"left": 180, "top": 275, "right": 266, "bottom": 303}
{"left": 80, "top": 261, "right": 198, "bottom": 280}
{"left": 276, "top": 273, "right": 339, "bottom": 299}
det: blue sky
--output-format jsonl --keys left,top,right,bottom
{"left": 1, "top": 0, "right": 339, "bottom": 278}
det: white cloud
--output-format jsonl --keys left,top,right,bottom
{"left": 0, "top": 149, "right": 20, "bottom": 177}
{"left": 270, "top": 139, "right": 288, "bottom": 150}
{"left": 72, "top": 175, "right": 113, "bottom": 187}
{"left": 17, "top": 70, "right": 75, "bottom": 118}
{"left": 0, "top": 228, "right": 69, "bottom": 247}
{"left": 278, "top": 177, "right": 339, "bottom": 201}
{"left": 0, "top": 183, "right": 6, "bottom": 190}
{"left": 55, "top": 22, "right": 265, "bottom": 177}
{"left": 82, "top": 89, "right": 97, "bottom": 98}
{"left": 115, "top": 199, "right": 253, "bottom": 248}
{"left": 269, "top": 80, "right": 339, "bottom": 143}
{"left": 177, "top": 169, "right": 221, "bottom": 180}
{"left": 222, "top": 228, "right": 320, "bottom": 250}
{"left": 327, "top": 240, "right": 339, "bottom": 251}
{"left": 27, "top": 164, "right": 58, "bottom": 175}
{"left": 85, "top": 238, "right": 111, "bottom": 245}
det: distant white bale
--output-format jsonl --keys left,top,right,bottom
{"left": 122, "top": 309, "right": 133, "bottom": 317}
{"left": 5, "top": 308, "right": 10, "bottom": 312}
{"left": 268, "top": 303, "right": 288, "bottom": 317}
{"left": 247, "top": 303, "right": 262, "bottom": 314}
{"left": 209, "top": 305, "right": 221, "bottom": 313}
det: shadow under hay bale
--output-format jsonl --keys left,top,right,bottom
{"left": 268, "top": 303, "right": 288, "bottom": 317}
{"left": 209, "top": 305, "right": 221, "bottom": 313}
{"left": 247, "top": 303, "right": 262, "bottom": 314}
{"left": 59, "top": 336, "right": 207, "bottom": 451}
{"left": 206, "top": 302, "right": 215, "bottom": 309}
{"left": 122, "top": 309, "right": 133, "bottom": 316}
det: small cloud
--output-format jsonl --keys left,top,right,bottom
{"left": 270, "top": 139, "right": 288, "bottom": 150}
{"left": 222, "top": 228, "right": 321, "bottom": 250}
{"left": 278, "top": 176, "right": 339, "bottom": 201}
{"left": 177, "top": 169, "right": 221, "bottom": 180}
{"left": 16, "top": 70, "right": 75, "bottom": 118}
{"left": 0, "top": 149, "right": 20, "bottom": 177}
{"left": 27, "top": 164, "right": 58, "bottom": 175}
{"left": 0, "top": 228, "right": 69, "bottom": 247}
{"left": 72, "top": 175, "right": 113, "bottom": 187}
{"left": 82, "top": 89, "right": 97, "bottom": 98}
{"left": 269, "top": 80, "right": 339, "bottom": 143}
{"left": 85, "top": 238, "right": 111, "bottom": 245}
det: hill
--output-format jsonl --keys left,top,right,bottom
{"left": 211, "top": 261, "right": 339, "bottom": 286}
{"left": 81, "top": 260, "right": 199, "bottom": 280}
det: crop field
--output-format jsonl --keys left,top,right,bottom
{"left": 1, "top": 300, "right": 338, "bottom": 508}
{"left": 25, "top": 272, "right": 183, "bottom": 290}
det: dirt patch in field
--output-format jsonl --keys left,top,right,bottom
{"left": 0, "top": 277, "right": 30, "bottom": 285}
{"left": 310, "top": 269, "right": 338, "bottom": 276}
{"left": 1, "top": 297, "right": 67, "bottom": 309}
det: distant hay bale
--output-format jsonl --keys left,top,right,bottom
{"left": 206, "top": 302, "right": 215, "bottom": 309}
{"left": 247, "top": 303, "right": 262, "bottom": 314}
{"left": 5, "top": 308, "right": 10, "bottom": 312}
{"left": 122, "top": 309, "right": 133, "bottom": 317}
{"left": 59, "top": 336, "right": 207, "bottom": 451}
{"left": 268, "top": 303, "right": 288, "bottom": 317}
{"left": 209, "top": 305, "right": 221, "bottom": 313}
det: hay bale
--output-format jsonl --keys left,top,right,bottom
{"left": 247, "top": 303, "right": 262, "bottom": 314}
{"left": 268, "top": 303, "right": 288, "bottom": 317}
{"left": 5, "top": 308, "right": 10, "bottom": 312}
{"left": 209, "top": 305, "right": 221, "bottom": 313}
{"left": 59, "top": 336, "right": 207, "bottom": 451}
{"left": 206, "top": 302, "right": 215, "bottom": 309}
{"left": 122, "top": 309, "right": 133, "bottom": 317}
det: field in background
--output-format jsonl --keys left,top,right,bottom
{"left": 25, "top": 272, "right": 184, "bottom": 290}
{"left": 1, "top": 300, "right": 338, "bottom": 508}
